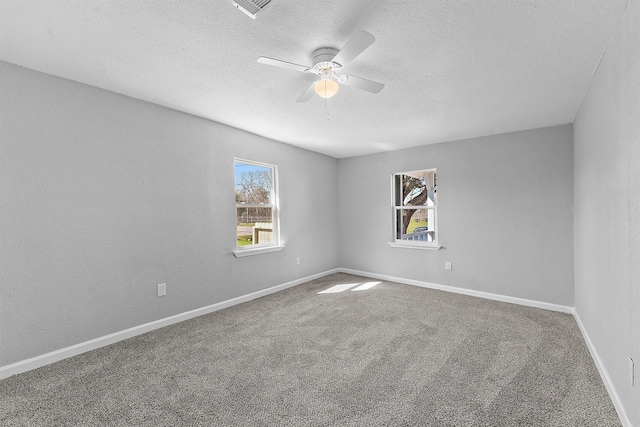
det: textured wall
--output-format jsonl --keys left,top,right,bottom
{"left": 338, "top": 125, "right": 574, "bottom": 306}
{"left": 573, "top": 0, "right": 640, "bottom": 424}
{"left": 0, "top": 61, "right": 339, "bottom": 366}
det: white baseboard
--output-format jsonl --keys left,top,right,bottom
{"left": 338, "top": 268, "right": 574, "bottom": 314}
{"left": 0, "top": 268, "right": 339, "bottom": 380}
{"left": 574, "top": 311, "right": 631, "bottom": 427}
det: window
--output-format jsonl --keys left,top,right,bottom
{"left": 390, "top": 169, "right": 439, "bottom": 249}
{"left": 233, "top": 159, "right": 282, "bottom": 256}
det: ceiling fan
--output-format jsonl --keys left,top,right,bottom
{"left": 257, "top": 30, "right": 385, "bottom": 102}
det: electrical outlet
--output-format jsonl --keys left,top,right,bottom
{"left": 296, "top": 257, "right": 301, "bottom": 265}
{"left": 445, "top": 261, "right": 452, "bottom": 271}
{"left": 157, "top": 283, "right": 166, "bottom": 297}
{"left": 629, "top": 357, "right": 635, "bottom": 386}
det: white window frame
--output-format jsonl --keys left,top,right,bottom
{"left": 388, "top": 168, "right": 441, "bottom": 251}
{"left": 233, "top": 158, "right": 284, "bottom": 257}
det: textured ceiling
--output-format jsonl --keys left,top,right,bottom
{"left": 0, "top": 0, "right": 628, "bottom": 158}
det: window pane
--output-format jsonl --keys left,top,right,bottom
{"left": 235, "top": 162, "right": 273, "bottom": 205}
{"left": 396, "top": 208, "right": 436, "bottom": 242}
{"left": 237, "top": 207, "right": 273, "bottom": 246}
{"left": 399, "top": 171, "right": 436, "bottom": 207}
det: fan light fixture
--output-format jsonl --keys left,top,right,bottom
{"left": 314, "top": 79, "right": 339, "bottom": 98}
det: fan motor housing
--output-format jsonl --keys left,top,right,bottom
{"left": 312, "top": 47, "right": 340, "bottom": 69}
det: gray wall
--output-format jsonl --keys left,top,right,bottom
{"left": 573, "top": 0, "right": 640, "bottom": 424}
{"left": 338, "top": 125, "right": 574, "bottom": 306}
{"left": 0, "top": 61, "right": 339, "bottom": 366}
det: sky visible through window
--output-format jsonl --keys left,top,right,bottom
{"left": 235, "top": 162, "right": 270, "bottom": 189}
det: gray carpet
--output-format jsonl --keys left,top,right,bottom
{"left": 1, "top": 273, "right": 621, "bottom": 426}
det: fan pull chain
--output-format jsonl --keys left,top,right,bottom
{"left": 324, "top": 81, "right": 330, "bottom": 121}
{"left": 325, "top": 97, "right": 330, "bottom": 121}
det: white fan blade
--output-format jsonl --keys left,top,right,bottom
{"left": 296, "top": 82, "right": 316, "bottom": 102}
{"left": 341, "top": 75, "right": 385, "bottom": 94}
{"left": 331, "top": 30, "right": 375, "bottom": 68}
{"left": 257, "top": 57, "right": 311, "bottom": 73}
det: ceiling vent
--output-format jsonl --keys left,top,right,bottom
{"left": 233, "top": 0, "right": 271, "bottom": 19}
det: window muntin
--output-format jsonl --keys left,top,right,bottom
{"left": 235, "top": 159, "right": 279, "bottom": 249}
{"left": 392, "top": 169, "right": 437, "bottom": 245}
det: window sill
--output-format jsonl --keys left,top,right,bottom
{"left": 387, "top": 242, "right": 442, "bottom": 251}
{"left": 233, "top": 244, "right": 285, "bottom": 258}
